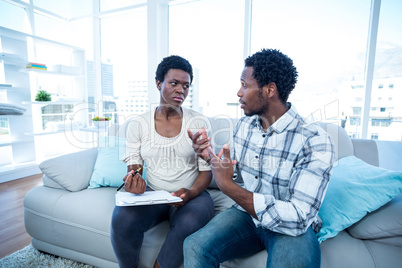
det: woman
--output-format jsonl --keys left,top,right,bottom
{"left": 110, "top": 55, "right": 215, "bottom": 268}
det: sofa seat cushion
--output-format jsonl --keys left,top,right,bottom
{"left": 347, "top": 193, "right": 402, "bottom": 240}
{"left": 320, "top": 230, "right": 402, "bottom": 268}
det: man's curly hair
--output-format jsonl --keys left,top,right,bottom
{"left": 245, "top": 49, "right": 298, "bottom": 103}
{"left": 155, "top": 55, "right": 193, "bottom": 84}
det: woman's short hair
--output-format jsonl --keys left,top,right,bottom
{"left": 155, "top": 55, "right": 193, "bottom": 84}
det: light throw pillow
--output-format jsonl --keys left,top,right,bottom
{"left": 317, "top": 155, "right": 402, "bottom": 242}
{"left": 39, "top": 148, "right": 98, "bottom": 191}
{"left": 88, "top": 137, "right": 128, "bottom": 189}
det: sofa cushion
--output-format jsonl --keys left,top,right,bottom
{"left": 88, "top": 137, "right": 128, "bottom": 189}
{"left": 351, "top": 139, "right": 379, "bottom": 167}
{"left": 376, "top": 140, "right": 402, "bottom": 172}
{"left": 207, "top": 117, "right": 238, "bottom": 189}
{"left": 42, "top": 174, "right": 68, "bottom": 190}
{"left": 347, "top": 194, "right": 402, "bottom": 240}
{"left": 317, "top": 156, "right": 402, "bottom": 242}
{"left": 39, "top": 148, "right": 98, "bottom": 191}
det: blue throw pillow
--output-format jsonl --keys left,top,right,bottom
{"left": 317, "top": 156, "right": 402, "bottom": 242}
{"left": 88, "top": 137, "right": 128, "bottom": 189}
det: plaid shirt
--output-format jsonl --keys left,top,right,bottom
{"left": 233, "top": 104, "right": 335, "bottom": 236}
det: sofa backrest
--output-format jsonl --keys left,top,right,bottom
{"left": 206, "top": 119, "right": 355, "bottom": 162}
{"left": 351, "top": 139, "right": 379, "bottom": 167}
{"left": 316, "top": 122, "right": 354, "bottom": 161}
{"left": 374, "top": 140, "right": 402, "bottom": 170}
{"left": 207, "top": 117, "right": 237, "bottom": 152}
{"left": 111, "top": 116, "right": 381, "bottom": 167}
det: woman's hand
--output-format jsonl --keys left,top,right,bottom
{"left": 170, "top": 188, "right": 194, "bottom": 208}
{"left": 124, "top": 170, "right": 146, "bottom": 194}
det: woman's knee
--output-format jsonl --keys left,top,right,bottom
{"left": 174, "top": 199, "right": 214, "bottom": 233}
{"left": 111, "top": 206, "right": 147, "bottom": 233}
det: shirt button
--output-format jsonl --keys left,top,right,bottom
{"left": 262, "top": 134, "right": 266, "bottom": 138}
{"left": 255, "top": 156, "right": 258, "bottom": 159}
{"left": 255, "top": 176, "right": 258, "bottom": 179}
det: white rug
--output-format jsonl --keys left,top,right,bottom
{"left": 0, "top": 244, "right": 94, "bottom": 268}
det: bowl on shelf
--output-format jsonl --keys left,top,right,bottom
{"left": 92, "top": 120, "right": 110, "bottom": 129}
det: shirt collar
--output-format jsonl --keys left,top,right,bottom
{"left": 252, "top": 103, "right": 298, "bottom": 134}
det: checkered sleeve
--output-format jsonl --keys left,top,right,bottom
{"left": 254, "top": 130, "right": 335, "bottom": 236}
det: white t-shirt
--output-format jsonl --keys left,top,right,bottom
{"left": 123, "top": 107, "right": 211, "bottom": 192}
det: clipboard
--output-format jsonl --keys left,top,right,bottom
{"left": 116, "top": 190, "right": 183, "bottom": 206}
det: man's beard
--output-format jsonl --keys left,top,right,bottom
{"left": 244, "top": 90, "right": 268, "bottom": 117}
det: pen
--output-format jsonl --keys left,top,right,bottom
{"left": 116, "top": 167, "right": 142, "bottom": 192}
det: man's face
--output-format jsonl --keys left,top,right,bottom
{"left": 237, "top": 66, "right": 268, "bottom": 116}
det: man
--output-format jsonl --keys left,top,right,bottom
{"left": 185, "top": 49, "right": 335, "bottom": 268}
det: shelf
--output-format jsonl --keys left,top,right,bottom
{"left": 30, "top": 129, "right": 81, "bottom": 136}
{"left": 1, "top": 26, "right": 87, "bottom": 182}
{"left": 26, "top": 100, "right": 82, "bottom": 108}
{"left": 0, "top": 114, "right": 27, "bottom": 118}
{"left": 0, "top": 161, "right": 41, "bottom": 183}
{"left": 0, "top": 137, "right": 33, "bottom": 147}
{"left": 20, "top": 68, "right": 83, "bottom": 77}
{"left": 0, "top": 52, "right": 26, "bottom": 66}
{"left": 80, "top": 127, "right": 110, "bottom": 133}
{"left": 0, "top": 86, "right": 26, "bottom": 91}
{"left": 0, "top": 84, "right": 13, "bottom": 88}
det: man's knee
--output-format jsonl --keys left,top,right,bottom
{"left": 183, "top": 231, "right": 200, "bottom": 252}
{"left": 184, "top": 230, "right": 213, "bottom": 255}
{"left": 184, "top": 231, "right": 219, "bottom": 267}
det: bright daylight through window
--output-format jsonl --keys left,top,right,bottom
{"left": 0, "top": 0, "right": 401, "bottom": 174}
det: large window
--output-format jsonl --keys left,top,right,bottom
{"left": 101, "top": 0, "right": 146, "bottom": 12}
{"left": 100, "top": 7, "right": 148, "bottom": 120}
{"left": 169, "top": 0, "right": 245, "bottom": 118}
{"left": 251, "top": 0, "right": 370, "bottom": 120}
{"left": 370, "top": 0, "right": 402, "bottom": 141}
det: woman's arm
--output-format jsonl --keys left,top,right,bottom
{"left": 171, "top": 170, "right": 212, "bottom": 207}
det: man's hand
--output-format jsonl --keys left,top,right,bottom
{"left": 208, "top": 145, "right": 256, "bottom": 218}
{"left": 124, "top": 170, "right": 146, "bottom": 194}
{"left": 187, "top": 127, "right": 212, "bottom": 163}
{"left": 170, "top": 188, "right": 194, "bottom": 208}
{"left": 208, "top": 144, "right": 237, "bottom": 190}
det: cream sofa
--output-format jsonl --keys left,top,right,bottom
{"left": 24, "top": 117, "right": 402, "bottom": 268}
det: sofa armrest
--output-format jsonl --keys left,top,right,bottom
{"left": 39, "top": 148, "right": 98, "bottom": 192}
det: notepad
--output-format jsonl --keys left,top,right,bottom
{"left": 116, "top": 190, "right": 183, "bottom": 206}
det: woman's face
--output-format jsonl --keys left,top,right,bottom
{"left": 157, "top": 69, "right": 191, "bottom": 108}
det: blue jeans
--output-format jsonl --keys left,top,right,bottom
{"left": 184, "top": 207, "right": 320, "bottom": 268}
{"left": 111, "top": 190, "right": 214, "bottom": 268}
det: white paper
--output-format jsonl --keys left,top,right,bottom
{"left": 116, "top": 190, "right": 183, "bottom": 206}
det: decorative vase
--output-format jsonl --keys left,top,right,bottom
{"left": 92, "top": 121, "right": 110, "bottom": 129}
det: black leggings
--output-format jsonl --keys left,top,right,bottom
{"left": 110, "top": 190, "right": 214, "bottom": 268}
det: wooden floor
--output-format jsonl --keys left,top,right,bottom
{"left": 0, "top": 174, "right": 43, "bottom": 259}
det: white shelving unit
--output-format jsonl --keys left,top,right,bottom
{"left": 0, "top": 26, "right": 89, "bottom": 182}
